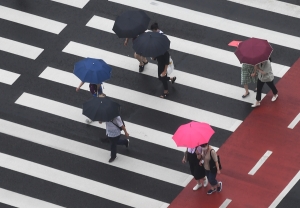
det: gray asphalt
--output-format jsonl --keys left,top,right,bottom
{"left": 0, "top": 0, "right": 299, "bottom": 207}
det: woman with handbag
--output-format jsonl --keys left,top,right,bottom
{"left": 199, "top": 143, "right": 222, "bottom": 195}
{"left": 251, "top": 59, "right": 278, "bottom": 107}
{"left": 182, "top": 146, "right": 208, "bottom": 191}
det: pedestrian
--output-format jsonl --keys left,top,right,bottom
{"left": 76, "top": 81, "right": 106, "bottom": 123}
{"left": 241, "top": 63, "right": 257, "bottom": 98}
{"left": 251, "top": 59, "right": 278, "bottom": 107}
{"left": 124, "top": 36, "right": 148, "bottom": 73}
{"left": 99, "top": 116, "right": 129, "bottom": 163}
{"left": 182, "top": 146, "right": 208, "bottom": 190}
{"left": 153, "top": 51, "right": 176, "bottom": 98}
{"left": 199, "top": 143, "right": 222, "bottom": 195}
{"left": 150, "top": 22, "right": 163, "bottom": 34}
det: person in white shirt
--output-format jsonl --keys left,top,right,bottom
{"left": 99, "top": 116, "right": 129, "bottom": 163}
{"left": 182, "top": 146, "right": 208, "bottom": 190}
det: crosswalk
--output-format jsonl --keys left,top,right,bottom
{"left": 0, "top": 0, "right": 298, "bottom": 207}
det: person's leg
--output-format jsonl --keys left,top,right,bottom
{"left": 109, "top": 136, "right": 118, "bottom": 160}
{"left": 266, "top": 81, "right": 278, "bottom": 101}
{"left": 206, "top": 171, "right": 219, "bottom": 194}
{"left": 160, "top": 76, "right": 169, "bottom": 98}
{"left": 252, "top": 79, "right": 264, "bottom": 107}
{"left": 243, "top": 84, "right": 249, "bottom": 97}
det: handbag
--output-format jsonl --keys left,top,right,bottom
{"left": 167, "top": 56, "right": 174, "bottom": 75}
{"left": 260, "top": 71, "right": 274, "bottom": 82}
{"left": 209, "top": 149, "right": 222, "bottom": 173}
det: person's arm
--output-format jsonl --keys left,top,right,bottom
{"left": 124, "top": 38, "right": 129, "bottom": 46}
{"left": 255, "top": 64, "right": 266, "bottom": 75}
{"left": 182, "top": 148, "right": 188, "bottom": 163}
{"left": 121, "top": 125, "right": 129, "bottom": 138}
{"left": 212, "top": 150, "right": 221, "bottom": 174}
{"left": 76, "top": 81, "right": 84, "bottom": 92}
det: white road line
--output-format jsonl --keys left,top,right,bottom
{"left": 228, "top": 0, "right": 300, "bottom": 19}
{"left": 109, "top": 0, "right": 300, "bottom": 51}
{"left": 39, "top": 66, "right": 242, "bottom": 132}
{"left": 64, "top": 41, "right": 263, "bottom": 104}
{"left": 288, "top": 113, "right": 300, "bottom": 129}
{"left": 0, "top": 37, "right": 43, "bottom": 60}
{"left": 0, "top": 118, "right": 192, "bottom": 187}
{"left": 0, "top": 5, "right": 66, "bottom": 34}
{"left": 219, "top": 199, "right": 232, "bottom": 208}
{"left": 63, "top": 41, "right": 262, "bottom": 103}
{"left": 269, "top": 171, "right": 300, "bottom": 208}
{"left": 86, "top": 15, "right": 289, "bottom": 78}
{"left": 51, "top": 0, "right": 90, "bottom": 9}
{"left": 0, "top": 188, "right": 65, "bottom": 208}
{"left": 0, "top": 69, "right": 20, "bottom": 85}
{"left": 0, "top": 153, "right": 169, "bottom": 208}
{"left": 248, "top": 150, "right": 272, "bottom": 175}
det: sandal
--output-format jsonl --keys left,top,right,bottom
{"left": 171, "top": 77, "right": 177, "bottom": 84}
{"left": 143, "top": 61, "right": 148, "bottom": 65}
{"left": 160, "top": 92, "right": 169, "bottom": 98}
{"left": 139, "top": 65, "right": 144, "bottom": 73}
{"left": 242, "top": 92, "right": 250, "bottom": 98}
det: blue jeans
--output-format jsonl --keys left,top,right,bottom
{"left": 205, "top": 170, "right": 218, "bottom": 186}
{"left": 109, "top": 135, "right": 128, "bottom": 159}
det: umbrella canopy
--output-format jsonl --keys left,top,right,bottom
{"left": 172, "top": 121, "right": 215, "bottom": 148}
{"left": 74, "top": 58, "right": 112, "bottom": 84}
{"left": 113, "top": 10, "right": 150, "bottom": 38}
{"left": 235, "top": 38, "right": 273, "bottom": 65}
{"left": 82, "top": 97, "right": 120, "bottom": 122}
{"left": 133, "top": 32, "right": 170, "bottom": 57}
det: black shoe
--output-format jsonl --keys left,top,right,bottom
{"left": 125, "top": 140, "right": 130, "bottom": 148}
{"left": 139, "top": 65, "right": 144, "bottom": 72}
{"left": 207, "top": 188, "right": 216, "bottom": 195}
{"left": 242, "top": 92, "right": 250, "bottom": 98}
{"left": 171, "top": 77, "right": 176, "bottom": 84}
{"left": 217, "top": 182, "right": 222, "bottom": 192}
{"left": 109, "top": 157, "right": 117, "bottom": 163}
{"left": 143, "top": 61, "right": 148, "bottom": 65}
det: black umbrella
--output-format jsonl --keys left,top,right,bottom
{"left": 82, "top": 97, "right": 120, "bottom": 122}
{"left": 113, "top": 10, "right": 150, "bottom": 38}
{"left": 132, "top": 32, "right": 170, "bottom": 57}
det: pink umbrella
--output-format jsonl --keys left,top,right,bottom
{"left": 172, "top": 121, "right": 215, "bottom": 148}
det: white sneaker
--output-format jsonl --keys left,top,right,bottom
{"left": 251, "top": 102, "right": 260, "bottom": 108}
{"left": 193, "top": 183, "right": 202, "bottom": 191}
{"left": 203, "top": 178, "right": 208, "bottom": 187}
{"left": 271, "top": 94, "right": 278, "bottom": 102}
{"left": 85, "top": 118, "right": 92, "bottom": 124}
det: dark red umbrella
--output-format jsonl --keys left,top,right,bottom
{"left": 235, "top": 38, "right": 273, "bottom": 65}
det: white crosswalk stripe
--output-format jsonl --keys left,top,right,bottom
{"left": 0, "top": 37, "right": 43, "bottom": 59}
{"left": 0, "top": 187, "right": 64, "bottom": 208}
{"left": 109, "top": 0, "right": 300, "bottom": 50}
{"left": 0, "top": 0, "right": 298, "bottom": 207}
{"left": 0, "top": 5, "right": 67, "bottom": 34}
{"left": 0, "top": 68, "right": 20, "bottom": 85}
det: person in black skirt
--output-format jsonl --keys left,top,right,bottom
{"left": 182, "top": 146, "right": 208, "bottom": 190}
{"left": 153, "top": 51, "right": 176, "bottom": 98}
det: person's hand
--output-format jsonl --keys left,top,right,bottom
{"left": 251, "top": 73, "right": 255, "bottom": 77}
{"left": 199, "top": 161, "right": 203, "bottom": 166}
{"left": 124, "top": 40, "right": 128, "bottom": 46}
{"left": 182, "top": 158, "right": 186, "bottom": 164}
{"left": 76, "top": 87, "right": 80, "bottom": 92}
{"left": 217, "top": 170, "right": 221, "bottom": 174}
{"left": 160, "top": 72, "right": 167, "bottom": 77}
{"left": 98, "top": 121, "right": 102, "bottom": 124}
{"left": 125, "top": 132, "right": 129, "bottom": 138}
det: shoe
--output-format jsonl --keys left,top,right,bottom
{"left": 139, "top": 65, "right": 144, "bottom": 72}
{"left": 171, "top": 76, "right": 177, "bottom": 84}
{"left": 242, "top": 92, "right": 250, "bottom": 98}
{"left": 85, "top": 118, "right": 92, "bottom": 124}
{"left": 254, "top": 88, "right": 257, "bottom": 92}
{"left": 108, "top": 156, "right": 117, "bottom": 163}
{"left": 193, "top": 183, "right": 202, "bottom": 190}
{"left": 251, "top": 102, "right": 260, "bottom": 108}
{"left": 203, "top": 178, "right": 208, "bottom": 187}
{"left": 143, "top": 61, "right": 148, "bottom": 65}
{"left": 271, "top": 94, "right": 278, "bottom": 102}
{"left": 125, "top": 139, "right": 130, "bottom": 148}
{"left": 217, "top": 182, "right": 222, "bottom": 192}
{"left": 207, "top": 188, "right": 216, "bottom": 195}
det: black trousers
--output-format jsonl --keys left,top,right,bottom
{"left": 160, "top": 76, "right": 170, "bottom": 90}
{"left": 109, "top": 135, "right": 128, "bottom": 159}
{"left": 256, "top": 79, "right": 278, "bottom": 101}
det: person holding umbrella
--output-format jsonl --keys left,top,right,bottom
{"left": 251, "top": 59, "right": 278, "bottom": 107}
{"left": 182, "top": 146, "right": 208, "bottom": 191}
{"left": 99, "top": 116, "right": 129, "bottom": 163}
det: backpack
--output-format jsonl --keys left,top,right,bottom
{"left": 89, "top": 84, "right": 97, "bottom": 95}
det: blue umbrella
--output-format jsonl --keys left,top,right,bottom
{"left": 74, "top": 58, "right": 112, "bottom": 84}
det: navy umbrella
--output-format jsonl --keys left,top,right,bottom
{"left": 83, "top": 97, "right": 120, "bottom": 122}
{"left": 74, "top": 58, "right": 112, "bottom": 84}
{"left": 132, "top": 32, "right": 170, "bottom": 57}
{"left": 113, "top": 10, "right": 150, "bottom": 38}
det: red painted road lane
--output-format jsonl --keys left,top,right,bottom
{"left": 169, "top": 58, "right": 300, "bottom": 208}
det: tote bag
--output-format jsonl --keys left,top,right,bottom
{"left": 167, "top": 56, "right": 174, "bottom": 75}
